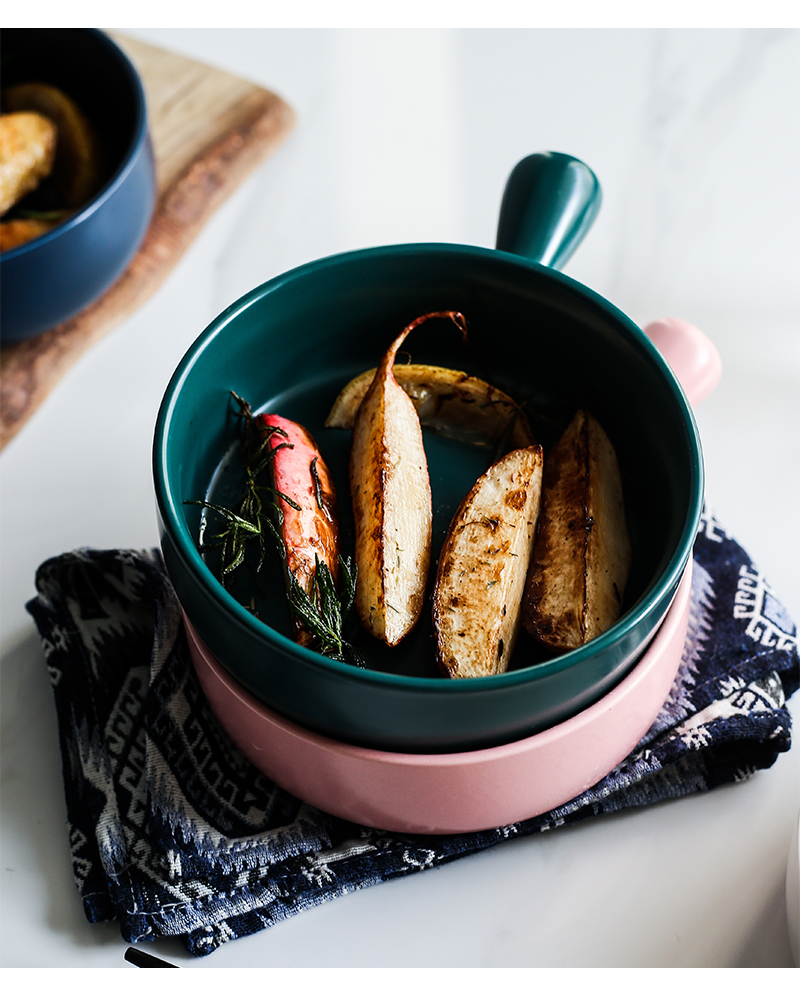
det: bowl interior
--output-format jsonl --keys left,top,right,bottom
{"left": 158, "top": 244, "right": 701, "bottom": 683}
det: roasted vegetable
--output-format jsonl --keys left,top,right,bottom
{"left": 327, "top": 363, "right": 535, "bottom": 450}
{"left": 349, "top": 312, "right": 467, "bottom": 645}
{"left": 433, "top": 445, "right": 543, "bottom": 677}
{"left": 522, "top": 409, "right": 632, "bottom": 651}
{"left": 187, "top": 394, "right": 359, "bottom": 665}
{"left": 0, "top": 215, "right": 59, "bottom": 251}
{"left": 257, "top": 412, "right": 342, "bottom": 647}
{"left": 3, "top": 83, "right": 105, "bottom": 208}
{"left": 0, "top": 111, "right": 57, "bottom": 215}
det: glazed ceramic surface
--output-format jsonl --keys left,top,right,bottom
{"left": 187, "top": 553, "right": 691, "bottom": 834}
{"left": 154, "top": 153, "right": 707, "bottom": 753}
{"left": 0, "top": 29, "right": 156, "bottom": 342}
{"left": 3, "top": 29, "right": 795, "bottom": 968}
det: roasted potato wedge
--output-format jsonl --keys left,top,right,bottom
{"left": 258, "top": 413, "right": 341, "bottom": 648}
{"left": 3, "top": 83, "right": 105, "bottom": 208}
{"left": 349, "top": 316, "right": 474, "bottom": 646}
{"left": 433, "top": 445, "right": 544, "bottom": 678}
{"left": 327, "top": 363, "right": 535, "bottom": 450}
{"left": 0, "top": 111, "right": 57, "bottom": 214}
{"left": 0, "top": 216, "right": 59, "bottom": 251}
{"left": 522, "top": 409, "right": 632, "bottom": 651}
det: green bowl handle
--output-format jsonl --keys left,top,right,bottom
{"left": 495, "top": 152, "right": 601, "bottom": 270}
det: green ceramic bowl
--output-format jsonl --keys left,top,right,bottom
{"left": 154, "top": 153, "right": 704, "bottom": 753}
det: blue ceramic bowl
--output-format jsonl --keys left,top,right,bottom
{"left": 0, "top": 29, "right": 156, "bottom": 343}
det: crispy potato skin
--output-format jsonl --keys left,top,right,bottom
{"left": 433, "top": 445, "right": 544, "bottom": 678}
{"left": 522, "top": 409, "right": 631, "bottom": 651}
{"left": 259, "top": 413, "right": 340, "bottom": 647}
{"left": 349, "top": 331, "right": 433, "bottom": 646}
{"left": 0, "top": 111, "right": 57, "bottom": 215}
{"left": 3, "top": 83, "right": 105, "bottom": 208}
{"left": 327, "top": 363, "right": 535, "bottom": 450}
{"left": 0, "top": 216, "right": 58, "bottom": 251}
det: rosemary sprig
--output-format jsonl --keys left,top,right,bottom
{"left": 17, "top": 208, "right": 72, "bottom": 221}
{"left": 186, "top": 394, "right": 293, "bottom": 585}
{"left": 287, "top": 555, "right": 363, "bottom": 667}
{"left": 186, "top": 391, "right": 362, "bottom": 667}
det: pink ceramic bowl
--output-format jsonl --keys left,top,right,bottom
{"left": 186, "top": 558, "right": 692, "bottom": 835}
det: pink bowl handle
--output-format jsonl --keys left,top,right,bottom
{"left": 643, "top": 318, "right": 722, "bottom": 407}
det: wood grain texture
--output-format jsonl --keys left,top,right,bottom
{"left": 0, "top": 32, "right": 295, "bottom": 450}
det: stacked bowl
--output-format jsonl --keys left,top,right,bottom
{"left": 153, "top": 153, "right": 719, "bottom": 833}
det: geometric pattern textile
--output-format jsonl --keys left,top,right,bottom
{"left": 25, "top": 506, "right": 798, "bottom": 957}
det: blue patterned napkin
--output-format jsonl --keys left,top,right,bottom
{"left": 25, "top": 507, "right": 798, "bottom": 957}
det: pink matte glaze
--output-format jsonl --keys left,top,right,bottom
{"left": 185, "top": 560, "right": 692, "bottom": 835}
{"left": 644, "top": 318, "right": 722, "bottom": 406}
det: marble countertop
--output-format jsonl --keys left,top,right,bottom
{"left": 1, "top": 27, "right": 798, "bottom": 968}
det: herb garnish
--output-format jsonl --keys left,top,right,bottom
{"left": 309, "top": 456, "right": 324, "bottom": 510}
{"left": 18, "top": 208, "right": 72, "bottom": 221}
{"left": 288, "top": 554, "right": 362, "bottom": 666}
{"left": 187, "top": 392, "right": 362, "bottom": 667}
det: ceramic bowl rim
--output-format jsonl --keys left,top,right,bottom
{"left": 154, "top": 241, "right": 704, "bottom": 695}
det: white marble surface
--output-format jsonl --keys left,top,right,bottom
{"left": 1, "top": 28, "right": 798, "bottom": 969}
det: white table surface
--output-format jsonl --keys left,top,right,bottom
{"left": 1, "top": 27, "right": 798, "bottom": 970}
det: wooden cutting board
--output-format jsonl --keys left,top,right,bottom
{"left": 0, "top": 32, "right": 295, "bottom": 450}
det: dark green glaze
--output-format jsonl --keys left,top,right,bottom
{"left": 496, "top": 152, "right": 601, "bottom": 268}
{"left": 154, "top": 153, "right": 703, "bottom": 753}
